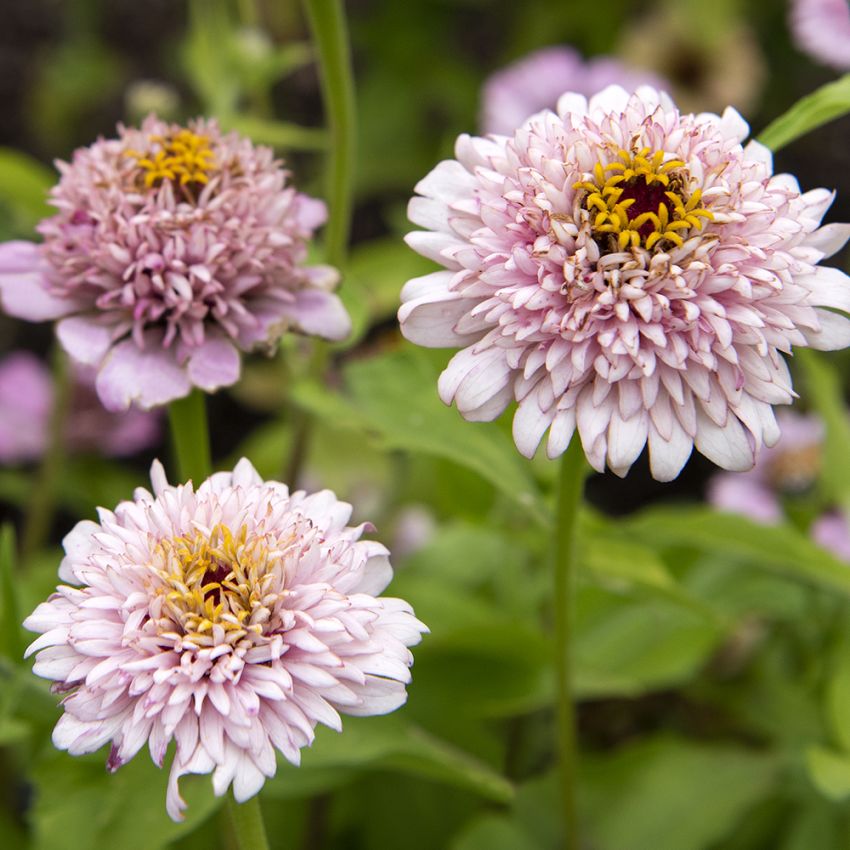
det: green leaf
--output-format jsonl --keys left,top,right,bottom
{"left": 796, "top": 349, "right": 850, "bottom": 516}
{"left": 264, "top": 715, "right": 514, "bottom": 803}
{"left": 30, "top": 751, "right": 221, "bottom": 850}
{"left": 291, "top": 349, "right": 547, "bottom": 523}
{"left": 0, "top": 524, "right": 22, "bottom": 663}
{"left": 451, "top": 815, "right": 540, "bottom": 850}
{"left": 623, "top": 506, "right": 850, "bottom": 599}
{"left": 0, "top": 148, "right": 54, "bottom": 233}
{"left": 222, "top": 115, "right": 328, "bottom": 151}
{"left": 574, "top": 588, "right": 721, "bottom": 698}
{"left": 759, "top": 73, "right": 850, "bottom": 153}
{"left": 826, "top": 636, "right": 850, "bottom": 752}
{"left": 805, "top": 746, "right": 850, "bottom": 801}
{"left": 582, "top": 736, "right": 777, "bottom": 850}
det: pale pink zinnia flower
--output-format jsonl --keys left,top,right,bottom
{"left": 399, "top": 86, "right": 850, "bottom": 480}
{"left": 0, "top": 115, "right": 350, "bottom": 411}
{"left": 790, "top": 0, "right": 850, "bottom": 71}
{"left": 0, "top": 351, "right": 161, "bottom": 462}
{"left": 481, "top": 46, "right": 666, "bottom": 136}
{"left": 24, "top": 459, "right": 426, "bottom": 819}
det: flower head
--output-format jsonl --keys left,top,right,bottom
{"left": 0, "top": 115, "right": 351, "bottom": 411}
{"left": 399, "top": 86, "right": 850, "bottom": 480}
{"left": 24, "top": 459, "right": 426, "bottom": 819}
{"left": 481, "top": 46, "right": 665, "bottom": 136}
{"left": 790, "top": 0, "right": 850, "bottom": 71}
{"left": 0, "top": 351, "right": 161, "bottom": 463}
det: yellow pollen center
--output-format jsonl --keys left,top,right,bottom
{"left": 154, "top": 524, "right": 281, "bottom": 646}
{"left": 574, "top": 147, "right": 713, "bottom": 251}
{"left": 126, "top": 129, "right": 216, "bottom": 190}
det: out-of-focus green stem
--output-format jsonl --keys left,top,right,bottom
{"left": 227, "top": 794, "right": 270, "bottom": 850}
{"left": 20, "top": 347, "right": 71, "bottom": 565}
{"left": 553, "top": 437, "right": 587, "bottom": 850}
{"left": 285, "top": 0, "right": 356, "bottom": 487}
{"left": 167, "top": 390, "right": 212, "bottom": 482}
{"left": 301, "top": 0, "right": 357, "bottom": 270}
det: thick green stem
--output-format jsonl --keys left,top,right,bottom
{"left": 227, "top": 794, "right": 270, "bottom": 850}
{"left": 553, "top": 437, "right": 586, "bottom": 850}
{"left": 20, "top": 347, "right": 72, "bottom": 565}
{"left": 167, "top": 390, "right": 212, "bottom": 482}
{"left": 301, "top": 0, "right": 357, "bottom": 270}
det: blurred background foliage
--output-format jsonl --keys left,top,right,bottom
{"left": 2, "top": 0, "right": 850, "bottom": 848}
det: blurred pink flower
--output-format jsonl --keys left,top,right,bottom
{"left": 708, "top": 410, "right": 850, "bottom": 560}
{"left": 0, "top": 116, "right": 350, "bottom": 411}
{"left": 481, "top": 46, "right": 666, "bottom": 136}
{"left": 707, "top": 411, "right": 823, "bottom": 523}
{"left": 25, "top": 459, "right": 426, "bottom": 820}
{"left": 0, "top": 351, "right": 160, "bottom": 462}
{"left": 812, "top": 513, "right": 850, "bottom": 560}
{"left": 399, "top": 86, "right": 850, "bottom": 480}
{"left": 790, "top": 0, "right": 850, "bottom": 71}
{"left": 0, "top": 352, "right": 52, "bottom": 463}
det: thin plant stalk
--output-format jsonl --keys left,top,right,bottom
{"left": 20, "top": 347, "right": 72, "bottom": 565}
{"left": 553, "top": 436, "right": 586, "bottom": 850}
{"left": 227, "top": 793, "right": 270, "bottom": 850}
{"left": 301, "top": 0, "right": 356, "bottom": 271}
{"left": 167, "top": 390, "right": 212, "bottom": 482}
{"left": 286, "top": 0, "right": 357, "bottom": 486}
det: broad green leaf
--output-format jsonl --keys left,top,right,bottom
{"left": 291, "top": 349, "right": 547, "bottom": 522}
{"left": 0, "top": 148, "right": 54, "bottom": 233}
{"left": 623, "top": 506, "right": 850, "bottom": 598}
{"left": 30, "top": 751, "right": 221, "bottom": 850}
{"left": 781, "top": 802, "right": 842, "bottom": 850}
{"left": 264, "top": 715, "right": 513, "bottom": 803}
{"left": 582, "top": 736, "right": 777, "bottom": 850}
{"left": 451, "top": 815, "right": 540, "bottom": 850}
{"left": 574, "top": 587, "right": 721, "bottom": 698}
{"left": 806, "top": 746, "right": 850, "bottom": 801}
{"left": 796, "top": 349, "right": 850, "bottom": 516}
{"left": 759, "top": 73, "right": 850, "bottom": 152}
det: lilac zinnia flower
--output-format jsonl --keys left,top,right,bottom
{"left": 0, "top": 116, "right": 350, "bottom": 411}
{"left": 24, "top": 459, "right": 426, "bottom": 819}
{"left": 0, "top": 351, "right": 160, "bottom": 462}
{"left": 790, "top": 0, "right": 850, "bottom": 71}
{"left": 481, "top": 46, "right": 666, "bottom": 136}
{"left": 399, "top": 86, "right": 850, "bottom": 480}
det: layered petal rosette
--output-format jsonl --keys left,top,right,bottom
{"left": 24, "top": 459, "right": 426, "bottom": 819}
{"left": 399, "top": 85, "right": 850, "bottom": 480}
{"left": 0, "top": 115, "right": 351, "bottom": 410}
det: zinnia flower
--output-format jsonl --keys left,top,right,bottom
{"left": 24, "top": 459, "right": 426, "bottom": 819}
{"left": 399, "top": 86, "right": 850, "bottom": 480}
{"left": 0, "top": 115, "right": 350, "bottom": 411}
{"left": 0, "top": 351, "right": 161, "bottom": 463}
{"left": 790, "top": 0, "right": 850, "bottom": 71}
{"left": 481, "top": 46, "right": 665, "bottom": 136}
{"left": 708, "top": 409, "right": 850, "bottom": 560}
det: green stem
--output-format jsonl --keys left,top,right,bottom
{"left": 301, "top": 0, "right": 357, "bottom": 270}
{"left": 553, "top": 437, "right": 586, "bottom": 850}
{"left": 20, "top": 347, "right": 72, "bottom": 565}
{"left": 226, "top": 794, "right": 270, "bottom": 850}
{"left": 167, "top": 390, "right": 212, "bottom": 482}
